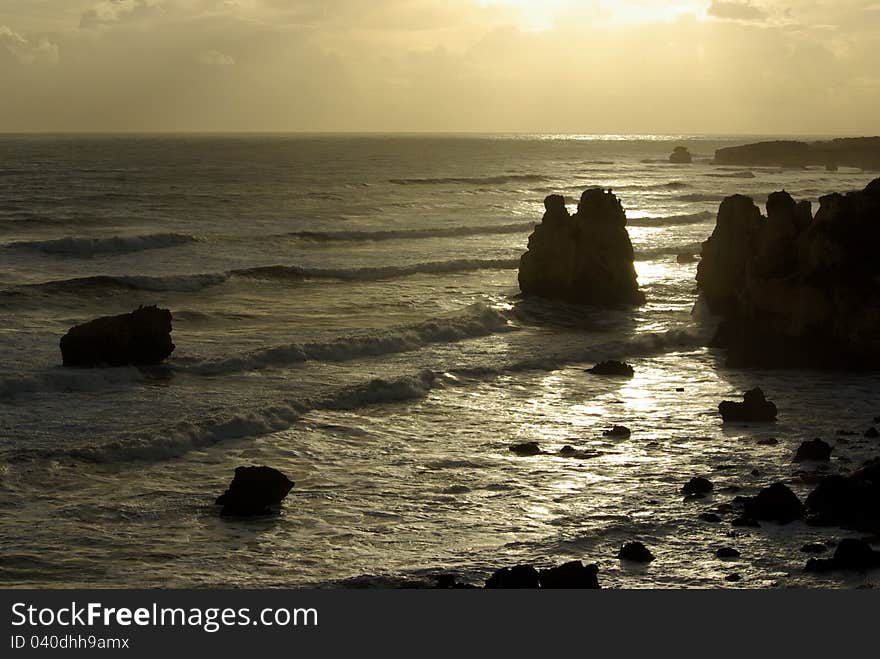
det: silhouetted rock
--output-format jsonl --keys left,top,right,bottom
{"left": 697, "top": 178, "right": 880, "bottom": 368}
{"left": 866, "top": 427, "right": 879, "bottom": 438}
{"left": 509, "top": 441, "right": 542, "bottom": 456}
{"left": 618, "top": 541, "right": 654, "bottom": 562}
{"left": 805, "top": 538, "right": 880, "bottom": 573}
{"left": 795, "top": 439, "right": 833, "bottom": 462}
{"left": 718, "top": 388, "right": 777, "bottom": 422}
{"left": 669, "top": 146, "right": 693, "bottom": 164}
{"left": 725, "top": 573, "right": 742, "bottom": 582}
{"left": 716, "top": 547, "right": 740, "bottom": 558}
{"left": 603, "top": 425, "right": 631, "bottom": 439}
{"left": 683, "top": 477, "right": 714, "bottom": 497}
{"left": 801, "top": 542, "right": 828, "bottom": 554}
{"left": 714, "top": 137, "right": 880, "bottom": 170}
{"left": 519, "top": 190, "right": 645, "bottom": 307}
{"left": 587, "top": 360, "right": 634, "bottom": 377}
{"left": 742, "top": 482, "right": 804, "bottom": 524}
{"left": 484, "top": 564, "right": 540, "bottom": 588}
{"left": 700, "top": 512, "right": 722, "bottom": 523}
{"left": 805, "top": 458, "right": 880, "bottom": 532}
{"left": 538, "top": 561, "right": 600, "bottom": 589}
{"left": 60, "top": 305, "right": 174, "bottom": 367}
{"left": 558, "top": 446, "right": 596, "bottom": 459}
{"left": 215, "top": 466, "right": 294, "bottom": 517}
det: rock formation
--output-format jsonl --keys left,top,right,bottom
{"left": 669, "top": 146, "right": 693, "bottom": 164}
{"left": 60, "top": 305, "right": 175, "bottom": 367}
{"left": 718, "top": 388, "right": 777, "bottom": 422}
{"left": 741, "top": 482, "right": 804, "bottom": 524}
{"left": 587, "top": 360, "right": 634, "bottom": 377}
{"left": 215, "top": 465, "right": 294, "bottom": 517}
{"left": 805, "top": 458, "right": 880, "bottom": 532}
{"left": 697, "top": 178, "right": 880, "bottom": 368}
{"left": 714, "top": 137, "right": 880, "bottom": 170}
{"left": 518, "top": 190, "right": 645, "bottom": 307}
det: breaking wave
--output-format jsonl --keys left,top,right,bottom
{"left": 285, "top": 222, "right": 535, "bottom": 243}
{"left": 4, "top": 233, "right": 196, "bottom": 257}
{"left": 390, "top": 174, "right": 549, "bottom": 186}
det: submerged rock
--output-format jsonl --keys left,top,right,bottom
{"left": 215, "top": 466, "right": 294, "bottom": 517}
{"left": 697, "top": 178, "right": 880, "bottom": 368}
{"left": 669, "top": 146, "right": 693, "bottom": 164}
{"left": 603, "top": 425, "right": 632, "bottom": 439}
{"left": 718, "top": 388, "right": 777, "bottom": 423}
{"left": 538, "top": 561, "right": 600, "bottom": 589}
{"left": 509, "top": 441, "right": 542, "bottom": 456}
{"left": 484, "top": 565, "right": 540, "bottom": 589}
{"left": 618, "top": 541, "right": 655, "bottom": 563}
{"left": 805, "top": 458, "right": 880, "bottom": 532}
{"left": 587, "top": 360, "right": 634, "bottom": 377}
{"left": 794, "top": 438, "right": 833, "bottom": 462}
{"left": 558, "top": 446, "right": 596, "bottom": 459}
{"left": 742, "top": 482, "right": 804, "bottom": 524}
{"left": 518, "top": 190, "right": 645, "bottom": 307}
{"left": 716, "top": 547, "right": 741, "bottom": 559}
{"left": 60, "top": 305, "right": 174, "bottom": 367}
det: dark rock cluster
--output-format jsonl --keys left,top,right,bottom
{"left": 518, "top": 190, "right": 645, "bottom": 307}
{"left": 697, "top": 178, "right": 880, "bottom": 368}
{"left": 485, "top": 561, "right": 600, "bottom": 589}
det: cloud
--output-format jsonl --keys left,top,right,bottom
{"left": 0, "top": 25, "right": 59, "bottom": 64}
{"left": 198, "top": 48, "right": 235, "bottom": 65}
{"left": 80, "top": 0, "right": 164, "bottom": 30}
{"left": 708, "top": 1, "right": 767, "bottom": 22}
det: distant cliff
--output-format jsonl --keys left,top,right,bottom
{"left": 714, "top": 137, "right": 880, "bottom": 170}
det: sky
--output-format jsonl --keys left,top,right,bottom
{"left": 1, "top": 0, "right": 879, "bottom": 133}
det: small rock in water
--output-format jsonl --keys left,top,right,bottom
{"left": 509, "top": 442, "right": 542, "bottom": 457}
{"left": 558, "top": 445, "right": 595, "bottom": 459}
{"left": 794, "top": 438, "right": 833, "bottom": 462}
{"left": 484, "top": 565, "right": 541, "bottom": 588}
{"left": 676, "top": 387, "right": 685, "bottom": 392}
{"left": 538, "top": 561, "right": 600, "bottom": 589}
{"left": 718, "top": 387, "right": 777, "bottom": 423}
{"left": 743, "top": 482, "right": 805, "bottom": 524}
{"left": 725, "top": 573, "right": 742, "bottom": 582}
{"left": 716, "top": 547, "right": 741, "bottom": 559}
{"left": 215, "top": 466, "right": 294, "bottom": 517}
{"left": 866, "top": 427, "right": 879, "bottom": 438}
{"left": 756, "top": 437, "right": 779, "bottom": 446}
{"left": 805, "top": 458, "right": 880, "bottom": 531}
{"left": 804, "top": 538, "right": 880, "bottom": 573}
{"left": 669, "top": 146, "right": 693, "bottom": 164}
{"left": 60, "top": 305, "right": 175, "bottom": 367}
{"left": 618, "top": 541, "right": 655, "bottom": 563}
{"left": 603, "top": 425, "right": 632, "bottom": 439}
{"left": 700, "top": 512, "right": 722, "bottom": 523}
{"left": 800, "top": 542, "right": 828, "bottom": 554}
{"left": 683, "top": 476, "right": 714, "bottom": 497}
{"left": 587, "top": 360, "right": 634, "bottom": 377}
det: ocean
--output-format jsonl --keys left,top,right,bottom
{"left": 1, "top": 134, "right": 877, "bottom": 588}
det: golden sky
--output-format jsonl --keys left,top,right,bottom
{"left": 1, "top": 1, "right": 879, "bottom": 133}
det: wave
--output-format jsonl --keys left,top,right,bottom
{"left": 5, "top": 272, "right": 229, "bottom": 298}
{"left": 390, "top": 174, "right": 549, "bottom": 186}
{"left": 676, "top": 193, "right": 728, "bottom": 202}
{"left": 184, "top": 304, "right": 514, "bottom": 375}
{"left": 0, "top": 367, "right": 146, "bottom": 400}
{"left": 628, "top": 211, "right": 714, "bottom": 227}
{"left": 636, "top": 242, "right": 704, "bottom": 259}
{"left": 232, "top": 258, "right": 519, "bottom": 282}
{"left": 707, "top": 171, "right": 756, "bottom": 179}
{"left": 3, "top": 233, "right": 196, "bottom": 257}
{"left": 286, "top": 222, "right": 535, "bottom": 243}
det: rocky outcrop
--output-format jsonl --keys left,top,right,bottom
{"left": 215, "top": 466, "right": 294, "bottom": 517}
{"left": 718, "top": 388, "right": 777, "bottom": 422}
{"left": 741, "top": 482, "right": 804, "bottom": 524}
{"left": 697, "top": 178, "right": 880, "bottom": 368}
{"left": 485, "top": 561, "right": 600, "bottom": 588}
{"left": 804, "top": 538, "right": 880, "bottom": 573}
{"left": 683, "top": 476, "right": 714, "bottom": 497}
{"left": 617, "top": 541, "right": 654, "bottom": 562}
{"left": 518, "top": 190, "right": 645, "bottom": 307}
{"left": 714, "top": 137, "right": 880, "bottom": 170}
{"left": 794, "top": 438, "right": 832, "bottom": 462}
{"left": 805, "top": 458, "right": 880, "bottom": 532}
{"left": 60, "top": 305, "right": 174, "bottom": 367}
{"left": 669, "top": 146, "right": 693, "bottom": 164}
{"left": 509, "top": 441, "right": 541, "bottom": 456}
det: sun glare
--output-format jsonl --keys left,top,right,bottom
{"left": 481, "top": 0, "right": 706, "bottom": 31}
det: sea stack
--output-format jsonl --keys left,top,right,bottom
{"left": 60, "top": 305, "right": 175, "bottom": 367}
{"left": 518, "top": 190, "right": 645, "bottom": 307}
{"left": 697, "top": 177, "right": 880, "bottom": 368}
{"left": 669, "top": 146, "right": 693, "bottom": 164}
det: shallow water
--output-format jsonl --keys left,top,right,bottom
{"left": 1, "top": 135, "right": 877, "bottom": 588}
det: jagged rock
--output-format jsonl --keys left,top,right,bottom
{"left": 718, "top": 388, "right": 777, "bottom": 422}
{"left": 697, "top": 178, "right": 880, "bottom": 368}
{"left": 669, "top": 146, "right": 693, "bottom": 164}
{"left": 804, "top": 538, "right": 880, "bottom": 573}
{"left": 587, "top": 360, "right": 634, "bottom": 377}
{"left": 742, "top": 482, "right": 804, "bottom": 524}
{"left": 538, "top": 561, "right": 600, "bottom": 589}
{"left": 215, "top": 466, "right": 294, "bottom": 517}
{"left": 484, "top": 565, "right": 540, "bottom": 588}
{"left": 794, "top": 438, "right": 833, "bottom": 462}
{"left": 509, "top": 442, "right": 542, "bottom": 456}
{"left": 60, "top": 305, "right": 174, "bottom": 367}
{"left": 716, "top": 547, "right": 741, "bottom": 559}
{"left": 683, "top": 477, "right": 714, "bottom": 497}
{"left": 805, "top": 458, "right": 880, "bottom": 532}
{"left": 518, "top": 190, "right": 645, "bottom": 307}
{"left": 603, "top": 425, "right": 631, "bottom": 439}
{"left": 618, "top": 541, "right": 654, "bottom": 562}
